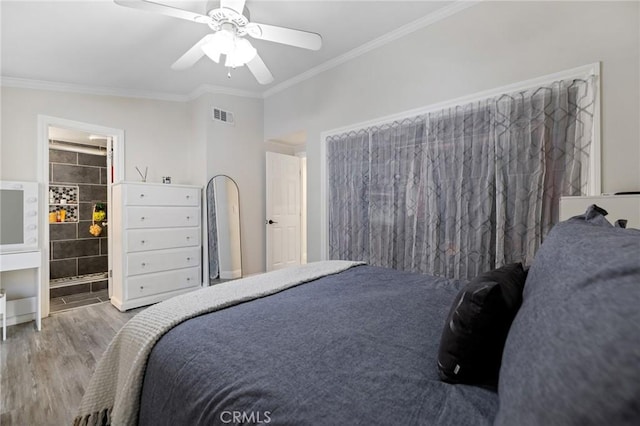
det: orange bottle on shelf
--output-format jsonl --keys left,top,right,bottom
{"left": 59, "top": 209, "right": 66, "bottom": 222}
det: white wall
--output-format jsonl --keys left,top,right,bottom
{"left": 202, "top": 93, "right": 266, "bottom": 275}
{"left": 188, "top": 94, "right": 212, "bottom": 284}
{"left": 263, "top": 1, "right": 640, "bottom": 262}
{"left": 1, "top": 87, "right": 196, "bottom": 184}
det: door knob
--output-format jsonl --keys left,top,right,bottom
{"left": 266, "top": 219, "right": 278, "bottom": 225}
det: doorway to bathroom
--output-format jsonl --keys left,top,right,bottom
{"left": 38, "top": 116, "right": 124, "bottom": 316}
{"left": 48, "top": 127, "right": 111, "bottom": 312}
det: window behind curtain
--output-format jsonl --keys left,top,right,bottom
{"left": 327, "top": 77, "right": 596, "bottom": 279}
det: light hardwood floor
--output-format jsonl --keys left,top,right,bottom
{"left": 0, "top": 302, "right": 143, "bottom": 425}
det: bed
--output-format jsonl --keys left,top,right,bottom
{"left": 138, "top": 265, "right": 497, "bottom": 426}
{"left": 75, "top": 206, "right": 640, "bottom": 426}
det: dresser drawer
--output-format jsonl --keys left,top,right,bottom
{"left": 126, "top": 267, "right": 200, "bottom": 300}
{"left": 127, "top": 247, "right": 200, "bottom": 276}
{"left": 124, "top": 184, "right": 200, "bottom": 207}
{"left": 125, "top": 206, "right": 200, "bottom": 229}
{"left": 126, "top": 228, "right": 201, "bottom": 252}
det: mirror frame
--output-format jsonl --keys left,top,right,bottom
{"left": 206, "top": 174, "right": 243, "bottom": 283}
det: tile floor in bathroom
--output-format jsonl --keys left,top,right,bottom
{"left": 49, "top": 289, "right": 110, "bottom": 313}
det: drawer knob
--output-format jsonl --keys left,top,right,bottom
{"left": 186, "top": 216, "right": 190, "bottom": 220}
{"left": 141, "top": 262, "right": 147, "bottom": 267}
{"left": 186, "top": 195, "right": 190, "bottom": 199}
{"left": 186, "top": 236, "right": 190, "bottom": 240}
{"left": 186, "top": 257, "right": 191, "bottom": 261}
{"left": 141, "top": 240, "right": 146, "bottom": 244}
{"left": 140, "top": 286, "right": 144, "bottom": 290}
{"left": 140, "top": 216, "right": 145, "bottom": 221}
{"left": 140, "top": 194, "right": 145, "bottom": 198}
{"left": 187, "top": 277, "right": 191, "bottom": 281}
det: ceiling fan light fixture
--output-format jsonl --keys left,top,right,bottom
{"left": 201, "top": 29, "right": 235, "bottom": 63}
{"left": 202, "top": 29, "right": 257, "bottom": 68}
{"left": 224, "top": 38, "right": 257, "bottom": 68}
{"left": 201, "top": 42, "right": 222, "bottom": 63}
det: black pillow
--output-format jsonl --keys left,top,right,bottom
{"left": 437, "top": 263, "right": 527, "bottom": 388}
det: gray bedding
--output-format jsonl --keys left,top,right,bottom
{"left": 138, "top": 265, "right": 498, "bottom": 425}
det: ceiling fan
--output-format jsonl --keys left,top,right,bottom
{"left": 114, "top": 0, "right": 323, "bottom": 85}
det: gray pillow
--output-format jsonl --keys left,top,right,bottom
{"left": 495, "top": 210, "right": 640, "bottom": 425}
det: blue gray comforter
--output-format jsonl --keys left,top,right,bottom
{"left": 138, "top": 265, "right": 498, "bottom": 425}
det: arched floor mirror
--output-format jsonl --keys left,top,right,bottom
{"left": 206, "top": 175, "right": 242, "bottom": 283}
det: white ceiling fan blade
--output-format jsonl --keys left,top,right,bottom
{"left": 220, "top": 0, "right": 246, "bottom": 15}
{"left": 246, "top": 23, "right": 322, "bottom": 51}
{"left": 171, "top": 34, "right": 215, "bottom": 70}
{"left": 246, "top": 54, "right": 274, "bottom": 85}
{"left": 114, "top": 0, "right": 211, "bottom": 24}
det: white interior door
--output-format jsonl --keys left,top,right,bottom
{"left": 266, "top": 152, "right": 301, "bottom": 271}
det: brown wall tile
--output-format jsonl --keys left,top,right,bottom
{"left": 78, "top": 153, "right": 106, "bottom": 167}
{"left": 79, "top": 184, "right": 107, "bottom": 203}
{"left": 52, "top": 239, "right": 100, "bottom": 260}
{"left": 50, "top": 283, "right": 90, "bottom": 298}
{"left": 51, "top": 164, "right": 100, "bottom": 184}
{"left": 78, "top": 255, "right": 108, "bottom": 275}
{"left": 49, "top": 149, "right": 77, "bottom": 165}
{"left": 50, "top": 259, "right": 77, "bottom": 279}
{"left": 49, "top": 223, "right": 77, "bottom": 241}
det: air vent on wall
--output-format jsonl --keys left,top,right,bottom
{"left": 212, "top": 107, "right": 234, "bottom": 125}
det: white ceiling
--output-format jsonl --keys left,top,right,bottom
{"left": 1, "top": 0, "right": 459, "bottom": 99}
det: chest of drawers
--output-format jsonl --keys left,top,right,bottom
{"left": 111, "top": 182, "right": 202, "bottom": 311}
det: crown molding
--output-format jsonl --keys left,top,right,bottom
{"left": 0, "top": 76, "right": 263, "bottom": 102}
{"left": 262, "top": 0, "right": 481, "bottom": 99}
{"left": 0, "top": 76, "right": 190, "bottom": 102}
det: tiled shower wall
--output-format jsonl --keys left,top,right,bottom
{"left": 49, "top": 147, "right": 108, "bottom": 291}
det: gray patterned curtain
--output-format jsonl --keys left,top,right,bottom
{"left": 327, "top": 77, "right": 595, "bottom": 279}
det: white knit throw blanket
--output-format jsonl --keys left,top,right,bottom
{"left": 74, "top": 260, "right": 363, "bottom": 426}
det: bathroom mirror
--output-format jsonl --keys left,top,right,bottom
{"left": 207, "top": 175, "right": 242, "bottom": 282}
